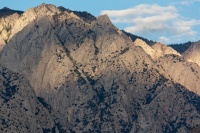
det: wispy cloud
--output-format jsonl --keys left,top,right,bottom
{"left": 159, "top": 36, "right": 169, "bottom": 44}
{"left": 173, "top": 0, "right": 200, "bottom": 6}
{"left": 100, "top": 4, "right": 200, "bottom": 44}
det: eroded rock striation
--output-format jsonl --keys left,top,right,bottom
{"left": 1, "top": 4, "right": 200, "bottom": 133}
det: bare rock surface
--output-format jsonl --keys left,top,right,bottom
{"left": 152, "top": 42, "right": 181, "bottom": 58}
{"left": 156, "top": 54, "right": 200, "bottom": 95}
{"left": 0, "top": 65, "right": 69, "bottom": 132}
{"left": 183, "top": 41, "right": 200, "bottom": 66}
{"left": 1, "top": 4, "right": 200, "bottom": 133}
{"left": 133, "top": 39, "right": 180, "bottom": 61}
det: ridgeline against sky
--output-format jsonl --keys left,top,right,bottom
{"left": 0, "top": 0, "right": 200, "bottom": 44}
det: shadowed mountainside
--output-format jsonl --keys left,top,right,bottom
{"left": 0, "top": 7, "right": 23, "bottom": 18}
{"left": 1, "top": 4, "right": 200, "bottom": 133}
{"left": 0, "top": 65, "right": 69, "bottom": 132}
{"left": 169, "top": 41, "right": 193, "bottom": 54}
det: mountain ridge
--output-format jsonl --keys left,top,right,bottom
{"left": 0, "top": 7, "right": 23, "bottom": 18}
{"left": 1, "top": 3, "right": 200, "bottom": 133}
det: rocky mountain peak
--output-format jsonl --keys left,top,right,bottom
{"left": 97, "top": 14, "right": 109, "bottom": 20}
{"left": 152, "top": 42, "right": 181, "bottom": 57}
{"left": 34, "top": 3, "right": 59, "bottom": 14}
{"left": 133, "top": 38, "right": 157, "bottom": 60}
{"left": 0, "top": 4, "right": 97, "bottom": 52}
{"left": 95, "top": 14, "right": 114, "bottom": 28}
{"left": 183, "top": 41, "right": 200, "bottom": 66}
{"left": 57, "top": 6, "right": 96, "bottom": 23}
{"left": 132, "top": 39, "right": 181, "bottom": 61}
{"left": 1, "top": 4, "right": 200, "bottom": 133}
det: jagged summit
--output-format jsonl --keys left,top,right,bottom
{"left": 31, "top": 3, "right": 96, "bottom": 23}
{"left": 1, "top": 3, "right": 200, "bottom": 133}
{"left": 152, "top": 42, "right": 181, "bottom": 57}
{"left": 122, "top": 30, "right": 156, "bottom": 46}
{"left": 58, "top": 6, "right": 96, "bottom": 23}
{"left": 183, "top": 41, "right": 200, "bottom": 66}
{"left": 0, "top": 3, "right": 109, "bottom": 52}
{"left": 132, "top": 39, "right": 181, "bottom": 61}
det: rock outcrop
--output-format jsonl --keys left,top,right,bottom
{"left": 152, "top": 42, "right": 181, "bottom": 58}
{"left": 133, "top": 39, "right": 180, "bottom": 61}
{"left": 156, "top": 54, "right": 200, "bottom": 95}
{"left": 1, "top": 3, "right": 200, "bottom": 133}
{"left": 182, "top": 41, "right": 200, "bottom": 66}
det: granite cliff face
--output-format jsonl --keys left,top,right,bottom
{"left": 133, "top": 39, "right": 180, "bottom": 61}
{"left": 1, "top": 4, "right": 200, "bottom": 133}
{"left": 182, "top": 41, "right": 200, "bottom": 66}
{"left": 156, "top": 54, "right": 200, "bottom": 95}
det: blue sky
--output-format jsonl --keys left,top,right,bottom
{"left": 0, "top": 0, "right": 200, "bottom": 44}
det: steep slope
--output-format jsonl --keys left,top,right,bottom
{"left": 133, "top": 38, "right": 157, "bottom": 60}
{"left": 0, "top": 13, "right": 20, "bottom": 51}
{"left": 152, "top": 42, "right": 181, "bottom": 57}
{"left": 0, "top": 4, "right": 133, "bottom": 131}
{"left": 156, "top": 54, "right": 200, "bottom": 95}
{"left": 133, "top": 39, "right": 180, "bottom": 61}
{"left": 57, "top": 6, "right": 96, "bottom": 23}
{"left": 1, "top": 4, "right": 200, "bottom": 133}
{"left": 0, "top": 65, "right": 68, "bottom": 132}
{"left": 122, "top": 30, "right": 156, "bottom": 46}
{"left": 0, "top": 6, "right": 38, "bottom": 52}
{"left": 0, "top": 3, "right": 132, "bottom": 96}
{"left": 182, "top": 41, "right": 200, "bottom": 66}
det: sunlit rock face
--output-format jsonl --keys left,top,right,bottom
{"left": 1, "top": 4, "right": 200, "bottom": 133}
{"left": 133, "top": 39, "right": 180, "bottom": 61}
{"left": 182, "top": 41, "right": 200, "bottom": 67}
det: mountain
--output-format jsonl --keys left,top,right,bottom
{"left": 133, "top": 39, "right": 180, "bottom": 61}
{"left": 1, "top": 3, "right": 200, "bottom": 133}
{"left": 0, "top": 7, "right": 23, "bottom": 18}
{"left": 57, "top": 6, "right": 96, "bottom": 23}
{"left": 169, "top": 41, "right": 193, "bottom": 54}
{"left": 122, "top": 30, "right": 156, "bottom": 46}
{"left": 0, "top": 65, "right": 68, "bottom": 132}
{"left": 156, "top": 54, "right": 200, "bottom": 95}
{"left": 182, "top": 41, "right": 200, "bottom": 66}
{"left": 0, "top": 6, "right": 36, "bottom": 51}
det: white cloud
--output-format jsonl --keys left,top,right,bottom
{"left": 173, "top": 0, "right": 200, "bottom": 6}
{"left": 100, "top": 4, "right": 200, "bottom": 43}
{"left": 101, "top": 4, "right": 177, "bottom": 18}
{"left": 158, "top": 36, "right": 169, "bottom": 44}
{"left": 172, "top": 20, "right": 200, "bottom": 36}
